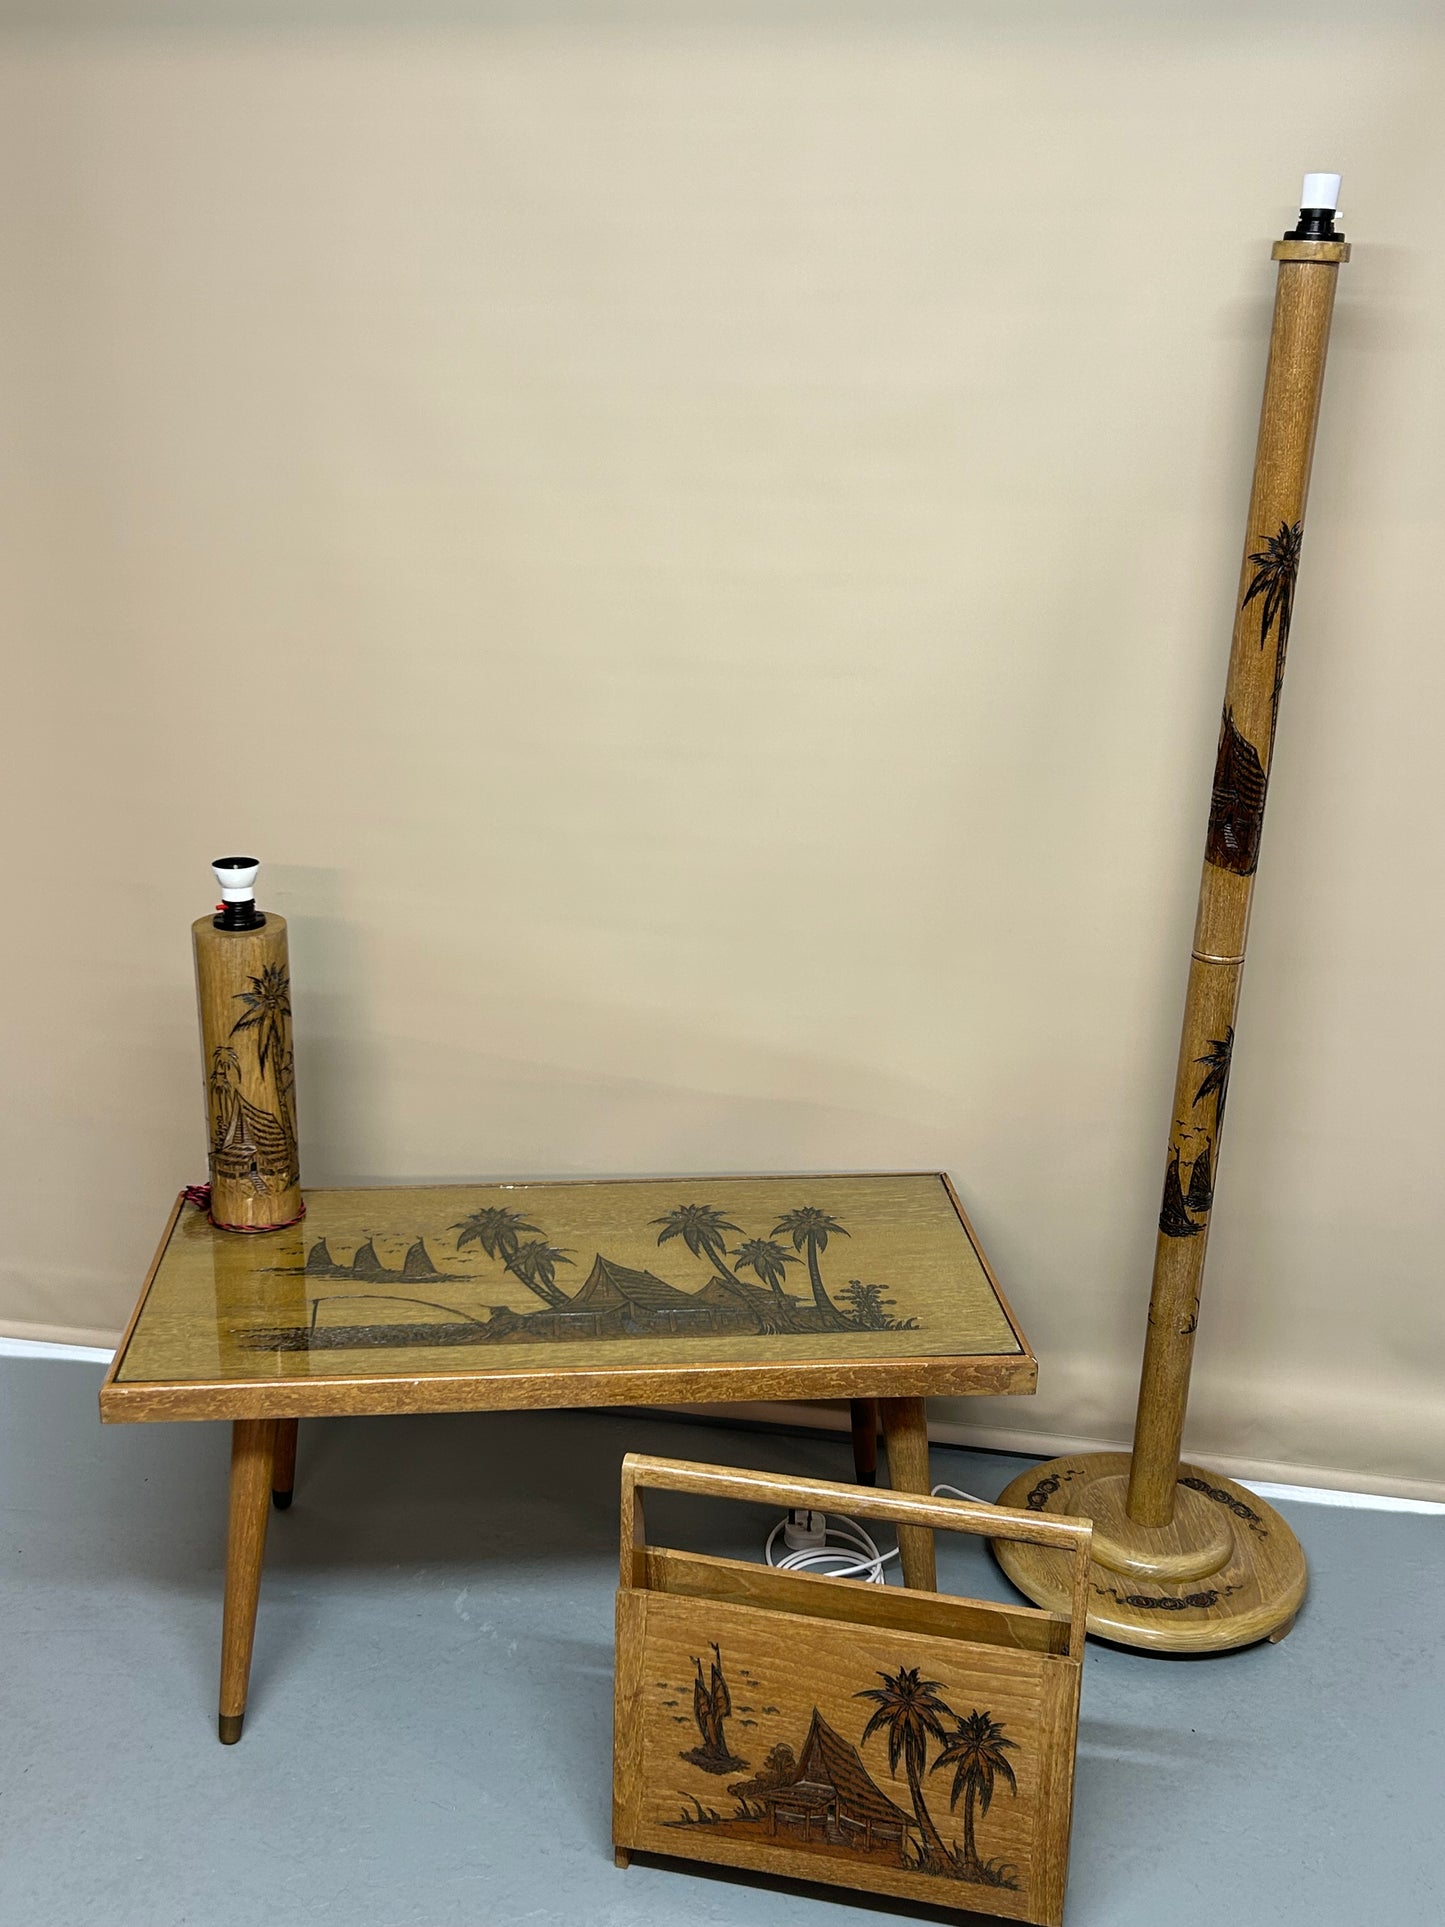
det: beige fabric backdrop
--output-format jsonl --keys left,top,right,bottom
{"left": 3, "top": 3, "right": 1441, "bottom": 1494}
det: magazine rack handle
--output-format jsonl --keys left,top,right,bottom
{"left": 620, "top": 1453, "right": 1093, "bottom": 1660}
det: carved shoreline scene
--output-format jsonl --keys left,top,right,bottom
{"left": 242, "top": 1197, "right": 923, "bottom": 1353}
{"left": 661, "top": 1649, "right": 1022, "bottom": 1891}
{"left": 116, "top": 1174, "right": 1025, "bottom": 1383}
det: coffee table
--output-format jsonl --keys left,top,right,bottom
{"left": 100, "top": 1171, "right": 1035, "bottom": 1741}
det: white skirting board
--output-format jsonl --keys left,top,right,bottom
{"left": 4, "top": 1335, "right": 1439, "bottom": 1512}
{"left": 2, "top": 1335, "right": 116, "bottom": 1364}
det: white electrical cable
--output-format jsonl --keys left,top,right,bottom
{"left": 765, "top": 1513, "right": 897, "bottom": 1584}
{"left": 762, "top": 1481, "right": 993, "bottom": 1585}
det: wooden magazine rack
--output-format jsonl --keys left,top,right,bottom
{"left": 614, "top": 1455, "right": 1092, "bottom": 1927}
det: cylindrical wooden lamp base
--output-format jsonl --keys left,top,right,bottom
{"left": 194, "top": 866, "right": 302, "bottom": 1232}
{"left": 992, "top": 1452, "right": 1305, "bottom": 1652}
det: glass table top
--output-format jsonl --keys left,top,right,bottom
{"left": 106, "top": 1173, "right": 1030, "bottom": 1415}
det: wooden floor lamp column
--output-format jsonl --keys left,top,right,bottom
{"left": 994, "top": 180, "right": 1351, "bottom": 1651}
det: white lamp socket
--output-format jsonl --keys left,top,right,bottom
{"left": 212, "top": 857, "right": 260, "bottom": 903}
{"left": 1301, "top": 172, "right": 1342, "bottom": 210}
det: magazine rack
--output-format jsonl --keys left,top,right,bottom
{"left": 614, "top": 1455, "right": 1092, "bottom": 1927}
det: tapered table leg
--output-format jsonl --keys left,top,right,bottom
{"left": 879, "top": 1397, "right": 936, "bottom": 1590}
{"left": 849, "top": 1398, "right": 879, "bottom": 1485}
{"left": 272, "top": 1417, "right": 299, "bottom": 1510}
{"left": 219, "top": 1417, "right": 279, "bottom": 1744}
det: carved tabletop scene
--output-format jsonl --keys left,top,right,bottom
{"left": 102, "top": 1172, "right": 1033, "bottom": 1421}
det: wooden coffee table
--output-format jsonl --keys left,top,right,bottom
{"left": 100, "top": 1171, "right": 1035, "bottom": 1742}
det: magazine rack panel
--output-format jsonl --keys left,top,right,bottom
{"left": 614, "top": 1455, "right": 1092, "bottom": 1927}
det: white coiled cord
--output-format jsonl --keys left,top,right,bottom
{"left": 763, "top": 1481, "right": 988, "bottom": 1586}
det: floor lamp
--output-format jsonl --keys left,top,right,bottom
{"left": 993, "top": 178, "right": 1350, "bottom": 1651}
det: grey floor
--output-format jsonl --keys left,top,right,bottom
{"left": 1, "top": 1357, "right": 1440, "bottom": 1927}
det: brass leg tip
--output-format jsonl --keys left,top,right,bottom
{"left": 271, "top": 1488, "right": 293, "bottom": 1510}
{"left": 218, "top": 1713, "right": 245, "bottom": 1745}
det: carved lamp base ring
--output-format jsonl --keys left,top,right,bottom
{"left": 991, "top": 1452, "right": 1307, "bottom": 1654}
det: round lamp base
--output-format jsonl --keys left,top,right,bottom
{"left": 992, "top": 1452, "right": 1307, "bottom": 1653}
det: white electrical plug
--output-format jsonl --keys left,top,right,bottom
{"left": 763, "top": 1483, "right": 994, "bottom": 1586}
{"left": 783, "top": 1508, "right": 828, "bottom": 1552}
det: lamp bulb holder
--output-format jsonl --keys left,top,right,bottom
{"left": 1288, "top": 170, "right": 1344, "bottom": 240}
{"left": 211, "top": 856, "right": 266, "bottom": 931}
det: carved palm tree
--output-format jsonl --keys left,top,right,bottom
{"left": 651, "top": 1205, "right": 764, "bottom": 1329}
{"left": 230, "top": 963, "right": 292, "bottom": 1081}
{"left": 453, "top": 1207, "right": 571, "bottom": 1307}
{"left": 931, "top": 1709, "right": 1018, "bottom": 1876}
{"left": 452, "top": 1206, "right": 543, "bottom": 1265}
{"left": 1243, "top": 518, "right": 1302, "bottom": 736}
{"left": 1243, "top": 518, "right": 1301, "bottom": 652}
{"left": 771, "top": 1207, "right": 850, "bottom": 1330}
{"left": 1193, "top": 1025, "right": 1235, "bottom": 1133}
{"left": 651, "top": 1203, "right": 739, "bottom": 1276}
{"left": 856, "top": 1665, "right": 955, "bottom": 1868}
{"left": 505, "top": 1240, "right": 573, "bottom": 1309}
{"left": 732, "top": 1238, "right": 801, "bottom": 1326}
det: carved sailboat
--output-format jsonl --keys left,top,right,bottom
{"left": 681, "top": 1643, "right": 743, "bottom": 1772}
{"left": 1185, "top": 1142, "right": 1214, "bottom": 1214}
{"left": 708, "top": 1643, "right": 731, "bottom": 1731}
{"left": 400, "top": 1239, "right": 453, "bottom": 1282}
{"left": 692, "top": 1661, "right": 717, "bottom": 1751}
{"left": 346, "top": 1237, "right": 388, "bottom": 1280}
{"left": 301, "top": 1235, "right": 461, "bottom": 1286}
{"left": 1158, "top": 1151, "right": 1202, "bottom": 1239}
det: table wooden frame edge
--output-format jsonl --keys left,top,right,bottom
{"left": 99, "top": 1349, "right": 1034, "bottom": 1421}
